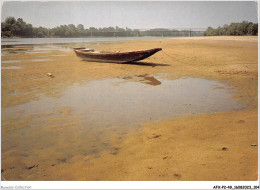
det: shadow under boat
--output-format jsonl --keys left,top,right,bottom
{"left": 80, "top": 60, "right": 170, "bottom": 67}
{"left": 122, "top": 61, "right": 170, "bottom": 67}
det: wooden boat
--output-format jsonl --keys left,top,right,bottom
{"left": 73, "top": 47, "right": 162, "bottom": 63}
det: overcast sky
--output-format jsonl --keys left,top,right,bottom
{"left": 1, "top": 1, "right": 258, "bottom": 29}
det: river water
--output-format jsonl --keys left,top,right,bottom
{"left": 1, "top": 36, "right": 176, "bottom": 45}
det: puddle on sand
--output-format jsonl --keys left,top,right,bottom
{"left": 30, "top": 59, "right": 53, "bottom": 62}
{"left": 32, "top": 45, "right": 72, "bottom": 52}
{"left": 1, "top": 45, "right": 34, "bottom": 54}
{"left": 1, "top": 66, "right": 22, "bottom": 70}
{"left": 2, "top": 76, "right": 243, "bottom": 177}
{"left": 49, "top": 54, "right": 67, "bottom": 57}
{"left": 1, "top": 44, "right": 72, "bottom": 55}
{"left": 1, "top": 60, "right": 22, "bottom": 64}
{"left": 3, "top": 76, "right": 242, "bottom": 127}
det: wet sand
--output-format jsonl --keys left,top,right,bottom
{"left": 1, "top": 36, "right": 258, "bottom": 181}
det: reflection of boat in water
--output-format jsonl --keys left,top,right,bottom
{"left": 123, "top": 74, "right": 161, "bottom": 86}
{"left": 73, "top": 48, "right": 162, "bottom": 63}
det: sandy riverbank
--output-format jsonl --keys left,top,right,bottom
{"left": 1, "top": 36, "right": 258, "bottom": 180}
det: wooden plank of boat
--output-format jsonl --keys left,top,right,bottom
{"left": 73, "top": 47, "right": 162, "bottom": 63}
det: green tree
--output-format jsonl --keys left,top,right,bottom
{"left": 204, "top": 21, "right": 258, "bottom": 36}
{"left": 77, "top": 24, "right": 85, "bottom": 36}
{"left": 68, "top": 24, "right": 78, "bottom": 37}
{"left": 2, "top": 17, "right": 18, "bottom": 36}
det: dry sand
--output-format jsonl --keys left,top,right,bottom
{"left": 1, "top": 36, "right": 258, "bottom": 181}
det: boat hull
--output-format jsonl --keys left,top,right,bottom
{"left": 74, "top": 48, "right": 162, "bottom": 63}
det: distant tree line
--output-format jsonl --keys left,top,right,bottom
{"left": 1, "top": 17, "right": 205, "bottom": 38}
{"left": 1, "top": 17, "right": 135, "bottom": 37}
{"left": 141, "top": 28, "right": 203, "bottom": 37}
{"left": 3, "top": 17, "right": 257, "bottom": 38}
{"left": 204, "top": 21, "right": 258, "bottom": 36}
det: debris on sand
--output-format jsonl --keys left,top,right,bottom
{"left": 47, "top": 73, "right": 55, "bottom": 78}
{"left": 26, "top": 165, "right": 38, "bottom": 170}
{"left": 222, "top": 147, "right": 228, "bottom": 151}
{"left": 151, "top": 134, "right": 161, "bottom": 139}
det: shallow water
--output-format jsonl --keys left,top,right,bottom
{"left": 2, "top": 44, "right": 72, "bottom": 55}
{"left": 30, "top": 59, "right": 53, "bottom": 62}
{"left": 3, "top": 76, "right": 242, "bottom": 124}
{"left": 1, "top": 66, "right": 23, "bottom": 70}
{"left": 1, "top": 60, "right": 22, "bottom": 64}
{"left": 2, "top": 75, "right": 242, "bottom": 155}
{"left": 1, "top": 36, "right": 174, "bottom": 45}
